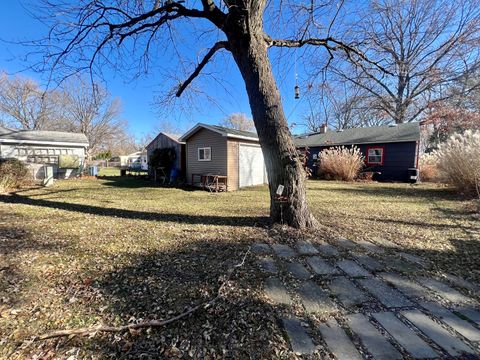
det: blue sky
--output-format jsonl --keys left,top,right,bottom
{"left": 0, "top": 1, "right": 312, "bottom": 140}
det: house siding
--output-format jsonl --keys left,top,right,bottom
{"left": 186, "top": 128, "right": 228, "bottom": 185}
{"left": 0, "top": 143, "right": 87, "bottom": 180}
{"left": 305, "top": 141, "right": 418, "bottom": 182}
{"left": 227, "top": 140, "right": 239, "bottom": 191}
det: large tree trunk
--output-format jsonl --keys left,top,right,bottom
{"left": 225, "top": 9, "right": 317, "bottom": 229}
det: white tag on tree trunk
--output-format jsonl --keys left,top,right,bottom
{"left": 276, "top": 185, "right": 284, "bottom": 196}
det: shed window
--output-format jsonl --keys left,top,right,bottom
{"left": 366, "top": 146, "right": 384, "bottom": 165}
{"left": 198, "top": 147, "right": 211, "bottom": 161}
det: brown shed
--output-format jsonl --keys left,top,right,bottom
{"left": 146, "top": 132, "right": 186, "bottom": 178}
{"left": 179, "top": 123, "right": 267, "bottom": 191}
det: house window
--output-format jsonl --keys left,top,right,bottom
{"left": 366, "top": 146, "right": 384, "bottom": 165}
{"left": 198, "top": 147, "right": 211, "bottom": 161}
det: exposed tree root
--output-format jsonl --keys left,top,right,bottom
{"left": 34, "top": 247, "right": 250, "bottom": 341}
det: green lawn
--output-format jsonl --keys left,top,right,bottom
{"left": 1, "top": 178, "right": 478, "bottom": 358}
{"left": 97, "top": 167, "right": 121, "bottom": 176}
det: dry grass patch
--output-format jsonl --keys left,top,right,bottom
{"left": 0, "top": 177, "right": 478, "bottom": 358}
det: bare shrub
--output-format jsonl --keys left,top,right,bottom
{"left": 318, "top": 146, "right": 364, "bottom": 181}
{"left": 0, "top": 158, "right": 29, "bottom": 193}
{"left": 419, "top": 153, "right": 439, "bottom": 182}
{"left": 434, "top": 130, "right": 480, "bottom": 196}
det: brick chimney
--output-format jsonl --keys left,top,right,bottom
{"left": 319, "top": 123, "right": 328, "bottom": 134}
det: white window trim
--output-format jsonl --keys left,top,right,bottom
{"left": 367, "top": 148, "right": 383, "bottom": 164}
{"left": 198, "top": 147, "right": 211, "bottom": 161}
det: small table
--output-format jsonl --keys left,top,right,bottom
{"left": 205, "top": 174, "right": 227, "bottom": 192}
{"left": 191, "top": 173, "right": 227, "bottom": 192}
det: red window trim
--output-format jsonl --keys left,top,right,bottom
{"left": 365, "top": 146, "right": 385, "bottom": 165}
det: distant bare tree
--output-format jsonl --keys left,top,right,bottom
{"left": 422, "top": 64, "right": 480, "bottom": 150}
{"left": 135, "top": 133, "right": 154, "bottom": 150}
{"left": 153, "top": 120, "right": 184, "bottom": 136}
{"left": 220, "top": 113, "right": 255, "bottom": 131}
{"left": 102, "top": 129, "right": 137, "bottom": 156}
{"left": 0, "top": 72, "right": 131, "bottom": 156}
{"left": 0, "top": 73, "right": 58, "bottom": 130}
{"left": 327, "top": 0, "right": 480, "bottom": 124}
{"left": 53, "top": 77, "right": 125, "bottom": 157}
{"left": 304, "top": 81, "right": 391, "bottom": 131}
{"left": 449, "top": 63, "right": 480, "bottom": 111}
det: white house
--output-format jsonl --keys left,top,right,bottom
{"left": 122, "top": 150, "right": 148, "bottom": 170}
{"left": 0, "top": 126, "right": 89, "bottom": 179}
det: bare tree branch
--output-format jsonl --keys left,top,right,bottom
{"left": 34, "top": 247, "right": 250, "bottom": 341}
{"left": 266, "top": 36, "right": 393, "bottom": 75}
{"left": 318, "top": 0, "right": 480, "bottom": 123}
{"left": 175, "top": 41, "right": 229, "bottom": 97}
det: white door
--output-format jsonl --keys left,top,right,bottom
{"left": 239, "top": 144, "right": 266, "bottom": 188}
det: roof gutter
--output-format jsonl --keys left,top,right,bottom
{"left": 223, "top": 134, "right": 259, "bottom": 141}
{"left": 294, "top": 139, "right": 420, "bottom": 147}
{"left": 0, "top": 138, "right": 89, "bottom": 147}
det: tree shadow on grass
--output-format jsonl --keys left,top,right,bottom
{"left": 312, "top": 183, "right": 461, "bottom": 201}
{"left": 370, "top": 217, "right": 480, "bottom": 233}
{"left": 0, "top": 193, "right": 269, "bottom": 227}
{"left": 99, "top": 176, "right": 158, "bottom": 189}
{"left": 434, "top": 205, "right": 480, "bottom": 220}
{"left": 0, "top": 221, "right": 74, "bottom": 316}
{"left": 25, "top": 235, "right": 480, "bottom": 359}
{"left": 99, "top": 176, "right": 242, "bottom": 194}
{"left": 35, "top": 239, "right": 286, "bottom": 359}
{"left": 4, "top": 221, "right": 480, "bottom": 358}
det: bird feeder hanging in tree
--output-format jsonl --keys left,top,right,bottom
{"left": 294, "top": 50, "right": 300, "bottom": 99}
{"left": 294, "top": 85, "right": 300, "bottom": 99}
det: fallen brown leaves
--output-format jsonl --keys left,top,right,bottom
{"left": 1, "top": 178, "right": 478, "bottom": 358}
{"left": 34, "top": 247, "right": 251, "bottom": 341}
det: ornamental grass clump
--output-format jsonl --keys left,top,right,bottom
{"left": 418, "top": 153, "right": 439, "bottom": 182}
{"left": 434, "top": 130, "right": 480, "bottom": 196}
{"left": 318, "top": 146, "right": 364, "bottom": 181}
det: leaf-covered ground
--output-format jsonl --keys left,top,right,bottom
{"left": 0, "top": 177, "right": 478, "bottom": 359}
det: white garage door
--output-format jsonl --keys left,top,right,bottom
{"left": 239, "top": 144, "right": 266, "bottom": 188}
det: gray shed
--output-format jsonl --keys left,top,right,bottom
{"left": 179, "top": 123, "right": 267, "bottom": 191}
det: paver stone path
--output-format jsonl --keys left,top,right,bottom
{"left": 257, "top": 238, "right": 480, "bottom": 358}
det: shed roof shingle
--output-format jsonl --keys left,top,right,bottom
{"left": 179, "top": 123, "right": 258, "bottom": 142}
{"left": 0, "top": 126, "right": 89, "bottom": 145}
{"left": 146, "top": 132, "right": 185, "bottom": 149}
{"left": 206, "top": 124, "right": 258, "bottom": 139}
{"left": 294, "top": 123, "right": 420, "bottom": 147}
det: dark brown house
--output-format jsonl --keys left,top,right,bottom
{"left": 294, "top": 123, "right": 421, "bottom": 182}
